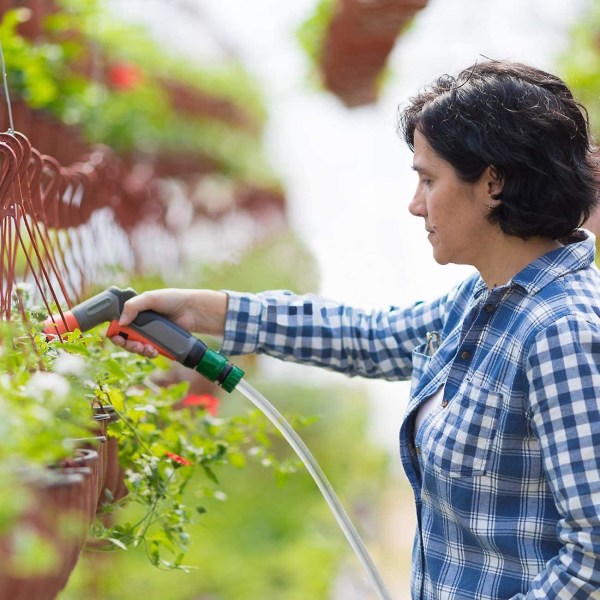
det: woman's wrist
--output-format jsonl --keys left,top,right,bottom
{"left": 192, "top": 289, "right": 228, "bottom": 336}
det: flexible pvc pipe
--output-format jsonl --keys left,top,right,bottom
{"left": 236, "top": 378, "right": 393, "bottom": 600}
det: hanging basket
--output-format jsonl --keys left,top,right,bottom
{"left": 0, "top": 468, "right": 89, "bottom": 600}
{"left": 93, "top": 404, "right": 128, "bottom": 510}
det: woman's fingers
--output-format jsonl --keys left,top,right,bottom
{"left": 118, "top": 291, "right": 165, "bottom": 326}
{"left": 110, "top": 333, "right": 159, "bottom": 358}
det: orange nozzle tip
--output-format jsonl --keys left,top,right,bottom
{"left": 43, "top": 312, "right": 80, "bottom": 337}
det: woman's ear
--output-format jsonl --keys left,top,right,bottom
{"left": 487, "top": 165, "right": 503, "bottom": 201}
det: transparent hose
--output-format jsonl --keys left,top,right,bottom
{"left": 236, "top": 378, "right": 393, "bottom": 600}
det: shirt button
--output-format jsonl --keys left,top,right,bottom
{"left": 484, "top": 304, "right": 495, "bottom": 313}
{"left": 460, "top": 350, "right": 471, "bottom": 359}
{"left": 441, "top": 399, "right": 448, "bottom": 408}
{"left": 415, "top": 446, "right": 421, "bottom": 455}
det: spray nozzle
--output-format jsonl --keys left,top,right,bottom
{"left": 44, "top": 287, "right": 245, "bottom": 393}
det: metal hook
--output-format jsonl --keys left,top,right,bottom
{"left": 426, "top": 331, "right": 441, "bottom": 356}
{"left": 0, "top": 40, "right": 15, "bottom": 133}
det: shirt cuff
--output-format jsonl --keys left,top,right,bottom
{"left": 219, "top": 291, "right": 264, "bottom": 356}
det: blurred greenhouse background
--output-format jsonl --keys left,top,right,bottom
{"left": 0, "top": 0, "right": 599, "bottom": 598}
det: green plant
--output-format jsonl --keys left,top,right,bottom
{"left": 0, "top": 2, "right": 278, "bottom": 187}
{"left": 0, "top": 288, "right": 287, "bottom": 573}
{"left": 0, "top": 330, "right": 83, "bottom": 543}
{"left": 0, "top": 9, "right": 73, "bottom": 110}
{"left": 0, "top": 292, "right": 96, "bottom": 581}
{"left": 296, "top": 0, "right": 336, "bottom": 70}
{"left": 559, "top": 0, "right": 600, "bottom": 137}
{"left": 59, "top": 377, "right": 391, "bottom": 600}
{"left": 42, "top": 325, "right": 286, "bottom": 571}
{"left": 0, "top": 325, "right": 91, "bottom": 473}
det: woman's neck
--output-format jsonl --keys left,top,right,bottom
{"left": 478, "top": 234, "right": 563, "bottom": 291}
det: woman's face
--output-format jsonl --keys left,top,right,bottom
{"left": 408, "top": 129, "right": 497, "bottom": 268}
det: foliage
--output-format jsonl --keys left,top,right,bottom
{"left": 66, "top": 3, "right": 267, "bottom": 127}
{"left": 51, "top": 329, "right": 286, "bottom": 571}
{"left": 59, "top": 378, "right": 390, "bottom": 600}
{"left": 0, "top": 9, "right": 70, "bottom": 110}
{"left": 0, "top": 316, "right": 91, "bottom": 541}
{"left": 296, "top": 0, "right": 336, "bottom": 70}
{"left": 0, "top": 291, "right": 283, "bottom": 572}
{"left": 0, "top": 3, "right": 277, "bottom": 186}
{"left": 188, "top": 378, "right": 390, "bottom": 600}
{"left": 0, "top": 290, "right": 94, "bottom": 575}
{"left": 559, "top": 0, "right": 600, "bottom": 137}
{"left": 0, "top": 324, "right": 91, "bottom": 472}
{"left": 296, "top": 0, "right": 420, "bottom": 102}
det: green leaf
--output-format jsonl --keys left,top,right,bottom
{"left": 107, "top": 537, "right": 128, "bottom": 551}
{"left": 201, "top": 464, "right": 219, "bottom": 484}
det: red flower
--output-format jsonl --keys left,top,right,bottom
{"left": 178, "top": 393, "right": 220, "bottom": 416}
{"left": 108, "top": 62, "right": 143, "bottom": 90}
{"left": 165, "top": 452, "right": 193, "bottom": 467}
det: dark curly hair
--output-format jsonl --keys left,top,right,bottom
{"left": 398, "top": 60, "right": 599, "bottom": 240}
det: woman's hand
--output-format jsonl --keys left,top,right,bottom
{"left": 110, "top": 288, "right": 228, "bottom": 358}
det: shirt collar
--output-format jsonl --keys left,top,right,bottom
{"left": 473, "top": 229, "right": 596, "bottom": 299}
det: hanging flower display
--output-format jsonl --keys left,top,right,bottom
{"left": 165, "top": 452, "right": 193, "bottom": 467}
{"left": 176, "top": 393, "right": 220, "bottom": 416}
{"left": 107, "top": 62, "right": 144, "bottom": 90}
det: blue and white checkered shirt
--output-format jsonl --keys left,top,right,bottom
{"left": 221, "top": 230, "right": 600, "bottom": 599}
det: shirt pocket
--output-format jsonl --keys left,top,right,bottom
{"left": 424, "top": 383, "right": 503, "bottom": 477}
{"left": 410, "top": 342, "right": 433, "bottom": 397}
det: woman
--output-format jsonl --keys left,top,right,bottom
{"left": 113, "top": 60, "right": 600, "bottom": 599}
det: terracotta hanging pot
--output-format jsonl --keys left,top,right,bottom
{"left": 71, "top": 433, "right": 108, "bottom": 505}
{"left": 90, "top": 406, "right": 111, "bottom": 494}
{"left": 59, "top": 447, "right": 101, "bottom": 526}
{"left": 0, "top": 468, "right": 89, "bottom": 600}
{"left": 100, "top": 435, "right": 128, "bottom": 509}
{"left": 93, "top": 404, "right": 128, "bottom": 511}
{"left": 86, "top": 434, "right": 128, "bottom": 552}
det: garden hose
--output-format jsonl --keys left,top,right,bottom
{"left": 44, "top": 287, "right": 393, "bottom": 599}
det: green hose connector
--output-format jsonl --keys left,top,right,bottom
{"left": 194, "top": 347, "right": 244, "bottom": 393}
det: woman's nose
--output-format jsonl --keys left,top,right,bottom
{"left": 408, "top": 189, "right": 425, "bottom": 218}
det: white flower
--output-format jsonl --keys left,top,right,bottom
{"left": 53, "top": 351, "right": 88, "bottom": 377}
{"left": 134, "top": 404, "right": 158, "bottom": 414}
{"left": 25, "top": 372, "right": 70, "bottom": 399}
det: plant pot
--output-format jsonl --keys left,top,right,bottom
{"left": 59, "top": 448, "right": 101, "bottom": 525}
{"left": 86, "top": 434, "right": 128, "bottom": 552}
{"left": 99, "top": 435, "right": 128, "bottom": 509}
{"left": 93, "top": 404, "right": 128, "bottom": 510}
{"left": 0, "top": 468, "right": 89, "bottom": 600}
{"left": 69, "top": 438, "right": 108, "bottom": 504}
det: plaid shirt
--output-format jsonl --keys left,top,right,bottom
{"left": 221, "top": 230, "right": 600, "bottom": 599}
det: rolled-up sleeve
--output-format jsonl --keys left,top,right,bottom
{"left": 220, "top": 289, "right": 451, "bottom": 380}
